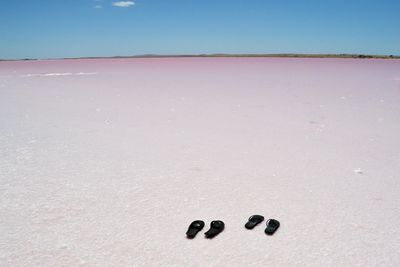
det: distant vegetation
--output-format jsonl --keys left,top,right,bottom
{"left": 1, "top": 54, "right": 399, "bottom": 61}
{"left": 186, "top": 53, "right": 400, "bottom": 59}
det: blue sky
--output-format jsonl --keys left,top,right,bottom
{"left": 0, "top": 0, "right": 399, "bottom": 59}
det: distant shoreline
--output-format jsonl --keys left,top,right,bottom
{"left": 1, "top": 53, "right": 399, "bottom": 61}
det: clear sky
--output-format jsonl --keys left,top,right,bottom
{"left": 0, "top": 0, "right": 399, "bottom": 59}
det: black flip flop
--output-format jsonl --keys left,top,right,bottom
{"left": 204, "top": 220, "right": 225, "bottom": 238}
{"left": 265, "top": 219, "right": 280, "bottom": 235}
{"left": 186, "top": 220, "right": 205, "bottom": 239}
{"left": 245, "top": 215, "right": 264, "bottom": 229}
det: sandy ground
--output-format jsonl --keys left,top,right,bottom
{"left": 1, "top": 58, "right": 400, "bottom": 266}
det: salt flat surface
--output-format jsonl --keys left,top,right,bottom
{"left": 1, "top": 58, "right": 400, "bottom": 266}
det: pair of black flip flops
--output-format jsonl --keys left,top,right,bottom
{"left": 186, "top": 220, "right": 225, "bottom": 239}
{"left": 245, "top": 215, "right": 280, "bottom": 235}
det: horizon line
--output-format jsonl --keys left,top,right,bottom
{"left": 1, "top": 53, "right": 400, "bottom": 62}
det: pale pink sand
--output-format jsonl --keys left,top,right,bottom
{"left": 1, "top": 58, "right": 400, "bottom": 266}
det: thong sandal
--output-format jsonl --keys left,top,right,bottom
{"left": 204, "top": 220, "right": 225, "bottom": 238}
{"left": 186, "top": 220, "right": 205, "bottom": 239}
{"left": 265, "top": 219, "right": 280, "bottom": 235}
{"left": 245, "top": 215, "right": 264, "bottom": 229}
